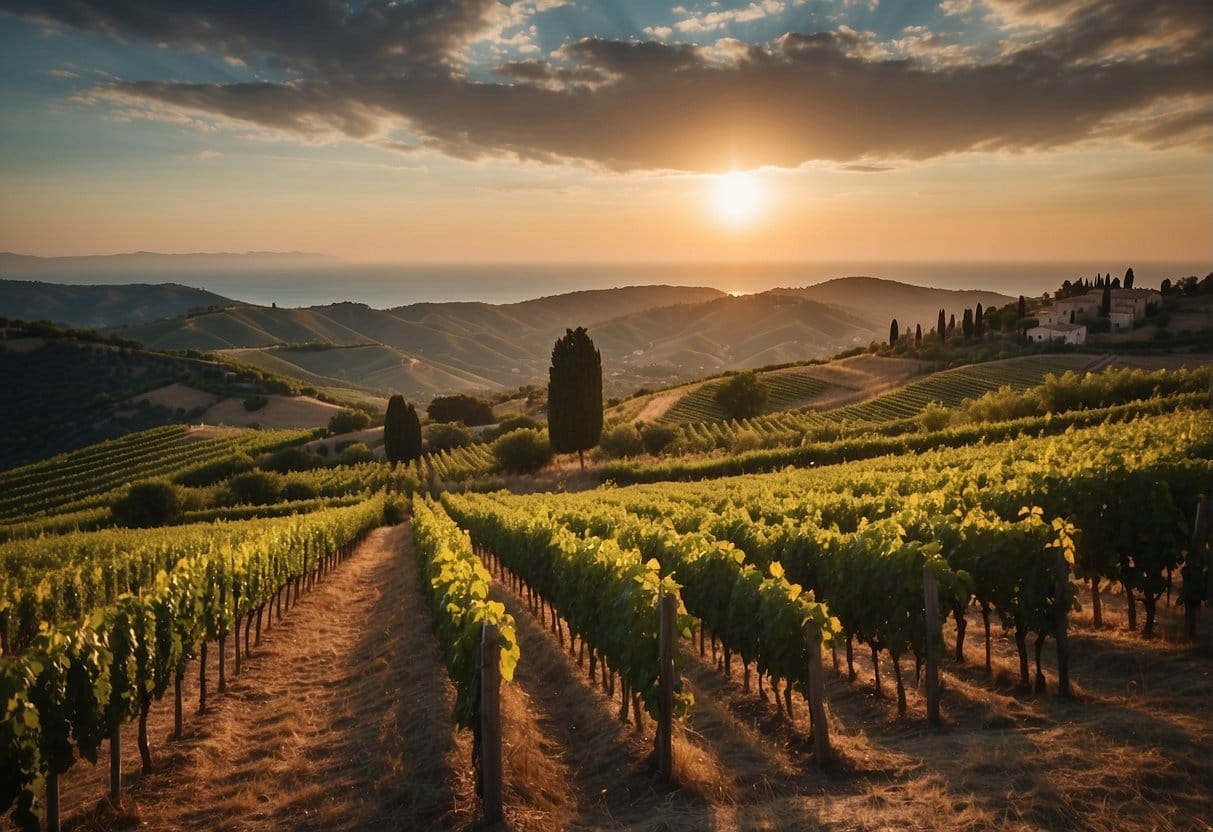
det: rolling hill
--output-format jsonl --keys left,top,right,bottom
{"left": 107, "top": 279, "right": 1010, "bottom": 397}
{"left": 0, "top": 279, "right": 233, "bottom": 328}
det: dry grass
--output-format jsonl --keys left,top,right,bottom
{"left": 203, "top": 394, "right": 341, "bottom": 429}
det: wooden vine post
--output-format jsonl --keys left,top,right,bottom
{"left": 1055, "top": 550, "right": 1071, "bottom": 698}
{"left": 109, "top": 724, "right": 121, "bottom": 803}
{"left": 656, "top": 590, "right": 676, "bottom": 784}
{"left": 45, "top": 772, "right": 60, "bottom": 832}
{"left": 804, "top": 624, "right": 832, "bottom": 767}
{"left": 1193, "top": 482, "right": 1213, "bottom": 656}
{"left": 480, "top": 621, "right": 503, "bottom": 825}
{"left": 923, "top": 567, "right": 942, "bottom": 725}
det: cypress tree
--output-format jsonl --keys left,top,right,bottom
{"left": 547, "top": 327, "right": 603, "bottom": 470}
{"left": 403, "top": 403, "right": 423, "bottom": 463}
{"left": 937, "top": 308, "right": 946, "bottom": 341}
{"left": 889, "top": 318, "right": 899, "bottom": 345}
{"left": 384, "top": 394, "right": 406, "bottom": 465}
{"left": 1018, "top": 295, "right": 1026, "bottom": 320}
{"left": 1124, "top": 267, "right": 1135, "bottom": 289}
{"left": 948, "top": 314, "right": 956, "bottom": 334}
{"left": 962, "top": 309, "right": 974, "bottom": 338}
{"left": 915, "top": 323, "right": 922, "bottom": 344}
{"left": 975, "top": 303, "right": 984, "bottom": 337}
{"left": 1100, "top": 283, "right": 1112, "bottom": 317}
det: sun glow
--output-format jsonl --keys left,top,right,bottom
{"left": 708, "top": 170, "right": 765, "bottom": 227}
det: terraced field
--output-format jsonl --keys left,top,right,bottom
{"left": 826, "top": 354, "right": 1105, "bottom": 423}
{"left": 660, "top": 367, "right": 854, "bottom": 424}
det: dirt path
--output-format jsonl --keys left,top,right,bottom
{"left": 61, "top": 523, "right": 458, "bottom": 832}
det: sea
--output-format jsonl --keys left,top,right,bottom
{"left": 8, "top": 260, "right": 1209, "bottom": 309}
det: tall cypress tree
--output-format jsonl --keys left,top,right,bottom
{"left": 937, "top": 308, "right": 946, "bottom": 341}
{"left": 1018, "top": 295, "right": 1026, "bottom": 320}
{"left": 889, "top": 318, "right": 899, "bottom": 345}
{"left": 915, "top": 323, "right": 922, "bottom": 344}
{"left": 1100, "top": 283, "right": 1112, "bottom": 317}
{"left": 962, "top": 309, "right": 974, "bottom": 338}
{"left": 403, "top": 403, "right": 423, "bottom": 463}
{"left": 384, "top": 394, "right": 406, "bottom": 465}
{"left": 1124, "top": 267, "right": 1135, "bottom": 289}
{"left": 974, "top": 303, "right": 984, "bottom": 337}
{"left": 548, "top": 327, "right": 603, "bottom": 470}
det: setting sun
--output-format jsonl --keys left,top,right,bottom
{"left": 708, "top": 171, "right": 765, "bottom": 228}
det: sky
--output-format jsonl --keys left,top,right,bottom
{"left": 0, "top": 0, "right": 1210, "bottom": 264}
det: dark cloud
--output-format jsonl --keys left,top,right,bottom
{"left": 0, "top": 0, "right": 506, "bottom": 74}
{"left": 4, "top": 0, "right": 1211, "bottom": 172}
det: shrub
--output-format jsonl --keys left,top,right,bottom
{"left": 328, "top": 407, "right": 372, "bottom": 435}
{"left": 729, "top": 429, "right": 762, "bottom": 454}
{"left": 338, "top": 442, "right": 376, "bottom": 465}
{"left": 599, "top": 423, "right": 643, "bottom": 458}
{"left": 175, "top": 452, "right": 254, "bottom": 486}
{"left": 489, "top": 414, "right": 541, "bottom": 440}
{"left": 918, "top": 401, "right": 954, "bottom": 432}
{"left": 280, "top": 477, "right": 320, "bottom": 501}
{"left": 426, "top": 422, "right": 473, "bottom": 452}
{"left": 243, "top": 395, "right": 269, "bottom": 412}
{"left": 426, "top": 394, "right": 496, "bottom": 426}
{"left": 227, "top": 471, "right": 283, "bottom": 505}
{"left": 111, "top": 480, "right": 182, "bottom": 528}
{"left": 260, "top": 445, "right": 317, "bottom": 473}
{"left": 640, "top": 423, "right": 677, "bottom": 456}
{"left": 715, "top": 371, "right": 768, "bottom": 420}
{"left": 492, "top": 428, "right": 554, "bottom": 475}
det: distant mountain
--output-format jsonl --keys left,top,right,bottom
{"left": 0, "top": 251, "right": 335, "bottom": 275}
{"left": 776, "top": 277, "right": 1014, "bottom": 335}
{"left": 0, "top": 279, "right": 235, "bottom": 328}
{"left": 4, "top": 276, "right": 1017, "bottom": 400}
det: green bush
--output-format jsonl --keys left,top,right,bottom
{"left": 280, "top": 477, "right": 320, "bottom": 501}
{"left": 599, "top": 423, "right": 643, "bottom": 458}
{"left": 175, "top": 452, "right": 254, "bottom": 486}
{"left": 640, "top": 423, "right": 677, "bottom": 456}
{"left": 489, "top": 414, "right": 541, "bottom": 440}
{"left": 328, "top": 407, "right": 372, "bottom": 435}
{"left": 492, "top": 428, "right": 554, "bottom": 475}
{"left": 111, "top": 480, "right": 183, "bottom": 528}
{"left": 426, "top": 422, "right": 473, "bottom": 452}
{"left": 260, "top": 445, "right": 317, "bottom": 473}
{"left": 338, "top": 442, "right": 377, "bottom": 465}
{"left": 243, "top": 395, "right": 269, "bottom": 412}
{"left": 226, "top": 471, "right": 283, "bottom": 505}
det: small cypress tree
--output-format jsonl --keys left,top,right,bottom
{"left": 975, "top": 303, "right": 984, "bottom": 337}
{"left": 915, "top": 323, "right": 922, "bottom": 344}
{"left": 384, "top": 394, "right": 406, "bottom": 465}
{"left": 937, "top": 308, "right": 946, "bottom": 341}
{"left": 962, "top": 309, "right": 974, "bottom": 339}
{"left": 889, "top": 318, "right": 900, "bottom": 345}
{"left": 948, "top": 314, "right": 956, "bottom": 334}
{"left": 547, "top": 327, "right": 603, "bottom": 470}
{"left": 1124, "top": 267, "right": 1135, "bottom": 289}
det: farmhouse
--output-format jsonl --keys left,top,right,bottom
{"left": 1041, "top": 295, "right": 1100, "bottom": 325}
{"left": 1027, "top": 322, "right": 1087, "bottom": 345}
